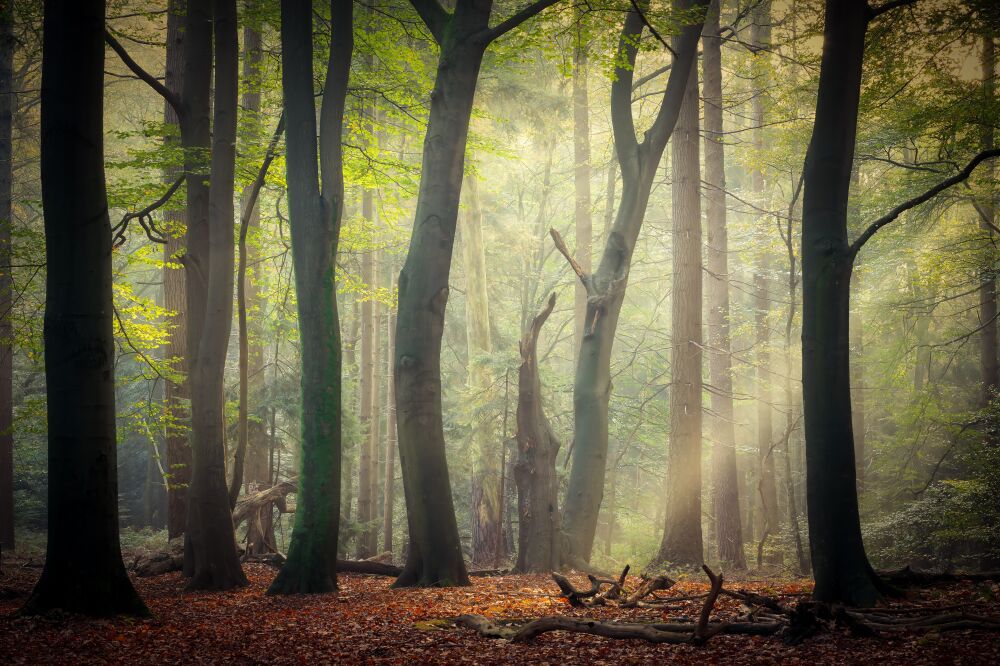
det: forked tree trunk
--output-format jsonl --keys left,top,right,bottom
{"left": 462, "top": 175, "right": 501, "bottom": 567}
{"left": 514, "top": 294, "right": 559, "bottom": 573}
{"left": 267, "top": 0, "right": 350, "bottom": 595}
{"left": 560, "top": 0, "right": 707, "bottom": 566}
{"left": 184, "top": 0, "right": 247, "bottom": 591}
{"left": 655, "top": 54, "right": 703, "bottom": 568}
{"left": 801, "top": 0, "right": 880, "bottom": 606}
{"left": 23, "top": 0, "right": 147, "bottom": 616}
{"left": 702, "top": 1, "right": 745, "bottom": 570}
{"left": 162, "top": 0, "right": 190, "bottom": 541}
{"left": 0, "top": 0, "right": 14, "bottom": 550}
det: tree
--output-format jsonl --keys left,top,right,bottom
{"left": 572, "top": 6, "right": 592, "bottom": 357}
{"left": 979, "top": 33, "right": 997, "bottom": 407}
{"left": 701, "top": 0, "right": 745, "bottom": 570}
{"left": 800, "top": 0, "right": 1000, "bottom": 605}
{"left": 654, "top": 40, "right": 703, "bottom": 568}
{"left": 267, "top": 0, "right": 351, "bottom": 595}
{"left": 392, "top": 0, "right": 559, "bottom": 588}
{"left": 0, "top": 0, "right": 14, "bottom": 550}
{"left": 559, "top": 0, "right": 708, "bottom": 566}
{"left": 22, "top": 0, "right": 147, "bottom": 616}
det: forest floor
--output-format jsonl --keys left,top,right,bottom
{"left": 0, "top": 559, "right": 998, "bottom": 664}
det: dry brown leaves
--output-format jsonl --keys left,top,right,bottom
{"left": 0, "top": 562, "right": 998, "bottom": 664}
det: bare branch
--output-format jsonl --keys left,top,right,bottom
{"left": 868, "top": 0, "right": 920, "bottom": 20}
{"left": 104, "top": 28, "right": 182, "bottom": 116}
{"left": 112, "top": 175, "right": 185, "bottom": 247}
{"left": 549, "top": 227, "right": 590, "bottom": 288}
{"left": 408, "top": 0, "right": 448, "bottom": 44}
{"left": 849, "top": 148, "right": 1000, "bottom": 257}
{"left": 484, "top": 0, "right": 562, "bottom": 43}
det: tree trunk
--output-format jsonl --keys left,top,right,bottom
{"left": 801, "top": 0, "right": 880, "bottom": 606}
{"left": 357, "top": 186, "right": 376, "bottom": 558}
{"left": 183, "top": 0, "right": 247, "bottom": 591}
{"left": 572, "top": 14, "right": 592, "bottom": 357}
{"left": 655, "top": 54, "right": 703, "bottom": 568}
{"left": 162, "top": 0, "right": 190, "bottom": 541}
{"left": 462, "top": 175, "right": 501, "bottom": 567}
{"left": 850, "top": 270, "right": 866, "bottom": 487}
{"left": 267, "top": 0, "right": 350, "bottom": 595}
{"left": 23, "top": 0, "right": 147, "bottom": 616}
{"left": 382, "top": 301, "right": 396, "bottom": 555}
{"left": 980, "top": 34, "right": 998, "bottom": 407}
{"left": 514, "top": 294, "right": 560, "bottom": 573}
{"left": 0, "top": 0, "right": 13, "bottom": 550}
{"left": 702, "top": 1, "right": 744, "bottom": 570}
{"left": 561, "top": 0, "right": 706, "bottom": 566}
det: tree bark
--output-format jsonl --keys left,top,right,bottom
{"left": 382, "top": 300, "right": 396, "bottom": 555}
{"left": 23, "top": 0, "right": 147, "bottom": 616}
{"left": 561, "top": 0, "right": 707, "bottom": 566}
{"left": 801, "top": 0, "right": 880, "bottom": 606}
{"left": 0, "top": 0, "right": 14, "bottom": 550}
{"left": 655, "top": 53, "right": 703, "bottom": 568}
{"left": 514, "top": 294, "right": 560, "bottom": 573}
{"left": 267, "top": 0, "right": 350, "bottom": 595}
{"left": 572, "top": 11, "right": 592, "bottom": 358}
{"left": 357, "top": 187, "right": 376, "bottom": 558}
{"left": 183, "top": 0, "right": 247, "bottom": 591}
{"left": 462, "top": 175, "right": 501, "bottom": 567}
{"left": 162, "top": 0, "right": 190, "bottom": 541}
{"left": 702, "top": 0, "right": 744, "bottom": 570}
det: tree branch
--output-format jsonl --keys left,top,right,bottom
{"left": 104, "top": 28, "right": 182, "bottom": 116}
{"left": 112, "top": 175, "right": 185, "bottom": 247}
{"left": 550, "top": 227, "right": 590, "bottom": 289}
{"left": 484, "top": 0, "right": 562, "bottom": 43}
{"left": 868, "top": 0, "right": 920, "bottom": 20}
{"left": 408, "top": 0, "right": 449, "bottom": 44}
{"left": 627, "top": 0, "right": 676, "bottom": 56}
{"left": 849, "top": 148, "right": 1000, "bottom": 256}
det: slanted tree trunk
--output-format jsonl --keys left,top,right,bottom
{"left": 655, "top": 53, "right": 703, "bottom": 568}
{"left": 702, "top": 0, "right": 744, "bottom": 570}
{"left": 462, "top": 175, "right": 501, "bottom": 567}
{"left": 183, "top": 0, "right": 247, "bottom": 591}
{"left": 23, "top": 0, "right": 147, "bottom": 616}
{"left": 572, "top": 11, "right": 591, "bottom": 357}
{"left": 514, "top": 294, "right": 560, "bottom": 573}
{"left": 162, "top": 0, "right": 190, "bottom": 541}
{"left": 801, "top": 0, "right": 879, "bottom": 606}
{"left": 0, "top": 0, "right": 14, "bottom": 550}
{"left": 980, "top": 34, "right": 998, "bottom": 407}
{"left": 560, "top": 0, "right": 707, "bottom": 566}
{"left": 393, "top": 0, "right": 558, "bottom": 588}
{"left": 267, "top": 0, "right": 350, "bottom": 595}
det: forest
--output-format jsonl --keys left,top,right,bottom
{"left": 1, "top": 0, "right": 1000, "bottom": 663}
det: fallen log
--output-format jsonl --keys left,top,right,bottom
{"left": 877, "top": 565, "right": 1000, "bottom": 586}
{"left": 335, "top": 559, "right": 403, "bottom": 576}
{"left": 232, "top": 479, "right": 297, "bottom": 528}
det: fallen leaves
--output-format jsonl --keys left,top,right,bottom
{"left": 0, "top": 563, "right": 998, "bottom": 664}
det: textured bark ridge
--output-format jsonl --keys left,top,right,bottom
{"left": 513, "top": 294, "right": 560, "bottom": 573}
{"left": 559, "top": 0, "right": 709, "bottom": 566}
{"left": 23, "top": 0, "right": 147, "bottom": 617}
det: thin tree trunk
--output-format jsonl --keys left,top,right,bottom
{"left": 572, "top": 12, "right": 592, "bottom": 357}
{"left": 268, "top": 0, "right": 350, "bottom": 595}
{"left": 357, "top": 187, "right": 376, "bottom": 558}
{"left": 162, "top": 0, "right": 190, "bottom": 541}
{"left": 0, "top": 0, "right": 14, "bottom": 550}
{"left": 23, "top": 0, "right": 147, "bottom": 616}
{"left": 184, "top": 0, "right": 247, "bottom": 591}
{"left": 702, "top": 0, "right": 744, "bottom": 570}
{"left": 382, "top": 301, "right": 396, "bottom": 555}
{"left": 462, "top": 174, "right": 500, "bottom": 567}
{"left": 980, "top": 34, "right": 997, "bottom": 407}
{"left": 655, "top": 53, "right": 703, "bottom": 568}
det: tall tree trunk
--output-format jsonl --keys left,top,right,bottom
{"left": 560, "top": 0, "right": 707, "bottom": 566}
{"left": 514, "top": 294, "right": 560, "bottom": 573}
{"left": 462, "top": 175, "right": 501, "bottom": 567}
{"left": 801, "top": 0, "right": 880, "bottom": 606}
{"left": 382, "top": 301, "right": 396, "bottom": 555}
{"left": 655, "top": 54, "right": 703, "bottom": 568}
{"left": 850, "top": 270, "right": 866, "bottom": 487}
{"left": 183, "top": 0, "right": 247, "bottom": 591}
{"left": 23, "top": 0, "right": 147, "bottom": 616}
{"left": 268, "top": 0, "right": 350, "bottom": 595}
{"left": 980, "top": 34, "right": 998, "bottom": 407}
{"left": 0, "top": 0, "right": 14, "bottom": 550}
{"left": 572, "top": 12, "right": 591, "bottom": 357}
{"left": 162, "top": 0, "right": 190, "bottom": 541}
{"left": 702, "top": 1, "right": 744, "bottom": 570}
{"left": 357, "top": 186, "right": 376, "bottom": 559}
